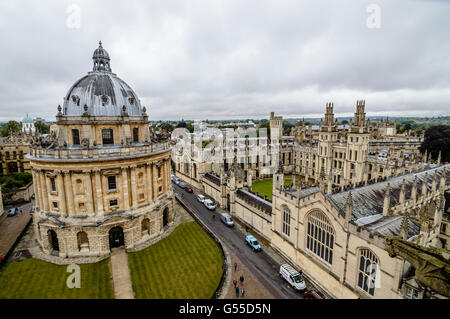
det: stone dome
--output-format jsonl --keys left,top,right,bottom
{"left": 62, "top": 42, "right": 143, "bottom": 117}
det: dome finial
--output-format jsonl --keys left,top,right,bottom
{"left": 99, "top": 40, "right": 102, "bottom": 47}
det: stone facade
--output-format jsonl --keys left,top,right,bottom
{"left": 28, "top": 43, "right": 174, "bottom": 260}
{"left": 0, "top": 131, "right": 32, "bottom": 175}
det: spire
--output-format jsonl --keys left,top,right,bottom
{"left": 437, "top": 151, "right": 441, "bottom": 165}
{"left": 345, "top": 191, "right": 353, "bottom": 223}
{"left": 383, "top": 182, "right": 391, "bottom": 215}
{"left": 399, "top": 178, "right": 406, "bottom": 204}
{"left": 411, "top": 175, "right": 417, "bottom": 205}
{"left": 440, "top": 166, "right": 447, "bottom": 190}
{"left": 422, "top": 173, "right": 428, "bottom": 196}
{"left": 400, "top": 211, "right": 410, "bottom": 240}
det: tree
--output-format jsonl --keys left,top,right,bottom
{"left": 159, "top": 122, "right": 174, "bottom": 133}
{"left": 419, "top": 125, "right": 450, "bottom": 163}
{"left": 1, "top": 120, "right": 21, "bottom": 137}
{"left": 341, "top": 120, "right": 349, "bottom": 125}
{"left": 35, "top": 121, "right": 50, "bottom": 134}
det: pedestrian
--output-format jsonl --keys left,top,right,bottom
{"left": 240, "top": 275, "right": 244, "bottom": 285}
{"left": 235, "top": 286, "right": 239, "bottom": 298}
{"left": 234, "top": 262, "right": 237, "bottom": 272}
{"left": 241, "top": 288, "right": 245, "bottom": 297}
{"left": 233, "top": 279, "right": 237, "bottom": 288}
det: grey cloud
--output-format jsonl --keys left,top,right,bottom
{"left": 0, "top": 0, "right": 449, "bottom": 121}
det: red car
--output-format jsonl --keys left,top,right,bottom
{"left": 304, "top": 290, "right": 325, "bottom": 299}
{"left": 185, "top": 187, "right": 193, "bottom": 193}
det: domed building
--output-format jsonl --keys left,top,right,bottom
{"left": 28, "top": 42, "right": 174, "bottom": 258}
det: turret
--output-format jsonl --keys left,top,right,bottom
{"left": 400, "top": 211, "right": 410, "bottom": 240}
{"left": 345, "top": 191, "right": 353, "bottom": 223}
{"left": 411, "top": 175, "right": 417, "bottom": 205}
{"left": 399, "top": 179, "right": 406, "bottom": 204}
{"left": 383, "top": 182, "right": 391, "bottom": 215}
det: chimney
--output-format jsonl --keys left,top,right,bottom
{"left": 383, "top": 183, "right": 391, "bottom": 215}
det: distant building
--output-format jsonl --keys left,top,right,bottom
{"left": 22, "top": 114, "right": 35, "bottom": 134}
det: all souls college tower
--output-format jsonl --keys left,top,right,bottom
{"left": 28, "top": 42, "right": 174, "bottom": 258}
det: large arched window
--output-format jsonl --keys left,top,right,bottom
{"left": 357, "top": 249, "right": 379, "bottom": 296}
{"left": 306, "top": 210, "right": 334, "bottom": 264}
{"left": 282, "top": 206, "right": 291, "bottom": 236}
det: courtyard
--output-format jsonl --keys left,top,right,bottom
{"left": 251, "top": 177, "right": 292, "bottom": 200}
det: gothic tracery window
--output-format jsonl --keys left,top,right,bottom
{"left": 282, "top": 206, "right": 291, "bottom": 236}
{"left": 357, "top": 249, "right": 379, "bottom": 296}
{"left": 306, "top": 210, "right": 334, "bottom": 264}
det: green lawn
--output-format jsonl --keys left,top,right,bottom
{"left": 0, "top": 258, "right": 114, "bottom": 299}
{"left": 251, "top": 177, "right": 292, "bottom": 200}
{"left": 128, "top": 221, "right": 223, "bottom": 299}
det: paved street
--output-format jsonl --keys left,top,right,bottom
{"left": 0, "top": 202, "right": 33, "bottom": 259}
{"left": 173, "top": 181, "right": 310, "bottom": 299}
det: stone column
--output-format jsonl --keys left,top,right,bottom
{"left": 31, "top": 169, "right": 42, "bottom": 210}
{"left": 121, "top": 167, "right": 130, "bottom": 210}
{"left": 55, "top": 171, "right": 67, "bottom": 215}
{"left": 45, "top": 173, "right": 54, "bottom": 211}
{"left": 153, "top": 163, "right": 158, "bottom": 199}
{"left": 39, "top": 171, "right": 49, "bottom": 211}
{"left": 63, "top": 170, "right": 74, "bottom": 216}
{"left": 130, "top": 165, "right": 138, "bottom": 208}
{"left": 94, "top": 170, "right": 104, "bottom": 216}
{"left": 146, "top": 163, "right": 153, "bottom": 201}
{"left": 83, "top": 170, "right": 94, "bottom": 215}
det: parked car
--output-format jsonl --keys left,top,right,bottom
{"left": 245, "top": 234, "right": 261, "bottom": 251}
{"left": 7, "top": 208, "right": 17, "bottom": 217}
{"left": 220, "top": 213, "right": 234, "bottom": 227}
{"left": 185, "top": 187, "right": 193, "bottom": 193}
{"left": 171, "top": 176, "right": 181, "bottom": 184}
{"left": 203, "top": 199, "right": 217, "bottom": 211}
{"left": 304, "top": 290, "right": 325, "bottom": 299}
{"left": 279, "top": 263, "right": 306, "bottom": 291}
{"left": 178, "top": 181, "right": 187, "bottom": 188}
{"left": 197, "top": 194, "right": 205, "bottom": 203}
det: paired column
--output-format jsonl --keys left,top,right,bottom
{"left": 83, "top": 170, "right": 94, "bottom": 215}
{"left": 121, "top": 167, "right": 130, "bottom": 210}
{"left": 146, "top": 163, "right": 153, "bottom": 201}
{"left": 94, "top": 170, "right": 104, "bottom": 215}
{"left": 55, "top": 171, "right": 67, "bottom": 215}
{"left": 63, "top": 170, "right": 74, "bottom": 216}
{"left": 130, "top": 165, "right": 138, "bottom": 207}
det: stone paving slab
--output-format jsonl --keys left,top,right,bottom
{"left": 110, "top": 248, "right": 134, "bottom": 299}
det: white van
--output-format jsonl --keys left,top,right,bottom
{"left": 279, "top": 263, "right": 306, "bottom": 291}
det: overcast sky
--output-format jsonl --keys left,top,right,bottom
{"left": 0, "top": 0, "right": 449, "bottom": 122}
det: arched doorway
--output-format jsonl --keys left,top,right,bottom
{"left": 163, "top": 208, "right": 169, "bottom": 227}
{"left": 47, "top": 230, "right": 59, "bottom": 253}
{"left": 109, "top": 226, "right": 124, "bottom": 249}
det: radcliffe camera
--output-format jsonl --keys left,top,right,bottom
{"left": 0, "top": 0, "right": 448, "bottom": 312}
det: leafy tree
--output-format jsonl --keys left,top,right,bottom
{"left": 419, "top": 125, "right": 450, "bottom": 163}
{"left": 282, "top": 120, "right": 294, "bottom": 135}
{"left": 1, "top": 120, "right": 21, "bottom": 137}
{"left": 341, "top": 120, "right": 349, "bottom": 125}
{"left": 159, "top": 122, "right": 174, "bottom": 133}
{"left": 34, "top": 121, "right": 50, "bottom": 134}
